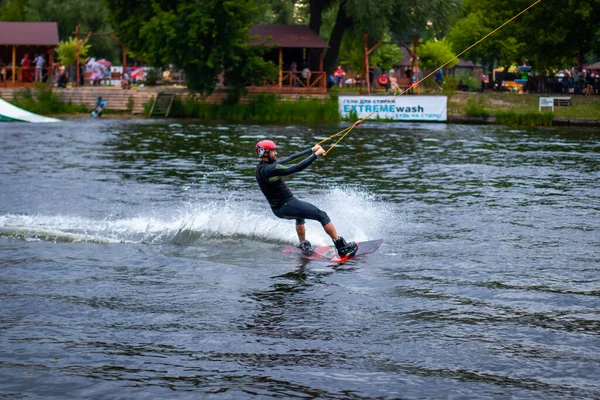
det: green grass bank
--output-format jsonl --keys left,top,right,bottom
{"left": 2, "top": 84, "right": 89, "bottom": 115}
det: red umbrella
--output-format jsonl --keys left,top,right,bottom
{"left": 97, "top": 59, "right": 112, "bottom": 67}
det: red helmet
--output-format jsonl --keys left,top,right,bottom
{"left": 255, "top": 140, "right": 277, "bottom": 157}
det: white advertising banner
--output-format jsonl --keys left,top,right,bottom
{"left": 339, "top": 96, "right": 447, "bottom": 121}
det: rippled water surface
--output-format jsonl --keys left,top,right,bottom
{"left": 1, "top": 119, "right": 599, "bottom": 399}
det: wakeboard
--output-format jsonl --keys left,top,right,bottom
{"left": 282, "top": 239, "right": 383, "bottom": 263}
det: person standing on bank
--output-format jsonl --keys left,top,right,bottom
{"left": 255, "top": 140, "right": 358, "bottom": 257}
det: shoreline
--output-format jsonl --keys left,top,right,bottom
{"left": 448, "top": 115, "right": 600, "bottom": 127}
{"left": 45, "top": 112, "right": 600, "bottom": 127}
{"left": 2, "top": 87, "right": 599, "bottom": 126}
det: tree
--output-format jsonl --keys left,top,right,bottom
{"left": 448, "top": 0, "right": 600, "bottom": 71}
{"left": 55, "top": 37, "right": 90, "bottom": 66}
{"left": 418, "top": 39, "right": 459, "bottom": 72}
{"left": 0, "top": 0, "right": 27, "bottom": 21}
{"left": 255, "top": 0, "right": 298, "bottom": 24}
{"left": 104, "top": 0, "right": 277, "bottom": 101}
{"left": 447, "top": 10, "right": 521, "bottom": 69}
{"left": 336, "top": 29, "right": 403, "bottom": 73}
{"left": 29, "top": 0, "right": 120, "bottom": 62}
{"left": 307, "top": 0, "right": 462, "bottom": 73}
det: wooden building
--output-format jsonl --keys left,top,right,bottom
{"left": 585, "top": 61, "right": 600, "bottom": 71}
{"left": 247, "top": 24, "right": 329, "bottom": 95}
{"left": 0, "top": 22, "right": 59, "bottom": 87}
{"left": 448, "top": 60, "right": 484, "bottom": 79}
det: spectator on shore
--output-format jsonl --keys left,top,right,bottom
{"left": 162, "top": 68, "right": 171, "bottom": 85}
{"left": 389, "top": 74, "right": 399, "bottom": 93}
{"left": 301, "top": 66, "right": 311, "bottom": 85}
{"left": 121, "top": 72, "right": 131, "bottom": 89}
{"left": 378, "top": 73, "right": 389, "bottom": 91}
{"left": 20, "top": 53, "right": 33, "bottom": 82}
{"left": 57, "top": 64, "right": 68, "bottom": 89}
{"left": 388, "top": 67, "right": 396, "bottom": 80}
{"left": 327, "top": 73, "right": 336, "bottom": 89}
{"left": 34, "top": 53, "right": 45, "bottom": 82}
{"left": 355, "top": 74, "right": 362, "bottom": 87}
{"left": 334, "top": 65, "right": 345, "bottom": 87}
{"left": 434, "top": 68, "right": 444, "bottom": 89}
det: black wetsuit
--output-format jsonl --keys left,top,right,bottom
{"left": 256, "top": 148, "right": 331, "bottom": 226}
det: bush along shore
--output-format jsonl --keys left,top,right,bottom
{"left": 3, "top": 84, "right": 89, "bottom": 115}
{"left": 150, "top": 93, "right": 342, "bottom": 123}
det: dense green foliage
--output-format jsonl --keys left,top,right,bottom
{"left": 418, "top": 39, "right": 459, "bottom": 71}
{"left": 104, "top": 0, "right": 277, "bottom": 101}
{"left": 160, "top": 93, "right": 341, "bottom": 123}
{"left": 7, "top": 84, "right": 88, "bottom": 115}
{"left": 0, "top": 0, "right": 27, "bottom": 20}
{"left": 255, "top": 0, "right": 300, "bottom": 24}
{"left": 447, "top": 8, "right": 521, "bottom": 68}
{"left": 55, "top": 37, "right": 90, "bottom": 66}
{"left": 495, "top": 111, "right": 554, "bottom": 127}
{"left": 337, "top": 31, "right": 404, "bottom": 73}
{"left": 464, "top": 97, "right": 489, "bottom": 118}
{"left": 448, "top": 0, "right": 600, "bottom": 70}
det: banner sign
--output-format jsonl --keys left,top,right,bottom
{"left": 339, "top": 96, "right": 447, "bottom": 121}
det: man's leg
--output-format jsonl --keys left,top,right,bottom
{"left": 297, "top": 219, "right": 341, "bottom": 244}
{"left": 275, "top": 199, "right": 356, "bottom": 256}
{"left": 322, "top": 222, "right": 338, "bottom": 241}
{"left": 296, "top": 223, "right": 306, "bottom": 243}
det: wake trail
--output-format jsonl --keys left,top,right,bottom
{"left": 0, "top": 187, "right": 395, "bottom": 245}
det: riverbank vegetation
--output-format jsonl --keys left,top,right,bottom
{"left": 3, "top": 86, "right": 598, "bottom": 126}
{"left": 160, "top": 94, "right": 341, "bottom": 123}
{"left": 3, "top": 84, "right": 88, "bottom": 115}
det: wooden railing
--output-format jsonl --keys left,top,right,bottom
{"left": 263, "top": 71, "right": 326, "bottom": 89}
{"left": 0, "top": 66, "right": 52, "bottom": 85}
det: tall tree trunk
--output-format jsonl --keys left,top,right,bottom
{"left": 323, "top": 0, "right": 352, "bottom": 74}
{"left": 308, "top": 0, "right": 326, "bottom": 71}
{"left": 577, "top": 46, "right": 585, "bottom": 72}
{"left": 308, "top": 0, "right": 325, "bottom": 34}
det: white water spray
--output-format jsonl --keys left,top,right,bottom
{"left": 0, "top": 187, "right": 394, "bottom": 245}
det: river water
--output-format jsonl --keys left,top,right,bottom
{"left": 1, "top": 119, "right": 599, "bottom": 399}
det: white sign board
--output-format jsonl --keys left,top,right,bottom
{"left": 539, "top": 97, "right": 554, "bottom": 112}
{"left": 339, "top": 96, "right": 447, "bottom": 121}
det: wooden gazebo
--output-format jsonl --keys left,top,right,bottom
{"left": 248, "top": 24, "right": 329, "bottom": 94}
{"left": 0, "top": 22, "right": 59, "bottom": 86}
